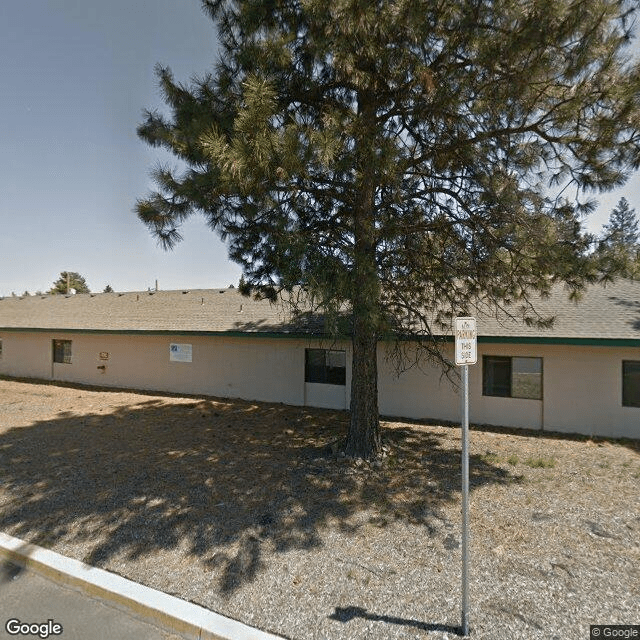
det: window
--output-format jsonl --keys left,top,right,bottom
{"left": 622, "top": 361, "right": 640, "bottom": 408}
{"left": 52, "top": 339, "right": 72, "bottom": 364}
{"left": 483, "top": 356, "right": 542, "bottom": 400}
{"left": 305, "top": 349, "right": 346, "bottom": 385}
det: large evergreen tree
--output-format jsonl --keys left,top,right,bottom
{"left": 137, "top": 0, "right": 640, "bottom": 459}
{"left": 597, "top": 197, "right": 640, "bottom": 278}
{"left": 49, "top": 272, "right": 90, "bottom": 295}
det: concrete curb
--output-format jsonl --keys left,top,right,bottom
{"left": 0, "top": 532, "right": 285, "bottom": 640}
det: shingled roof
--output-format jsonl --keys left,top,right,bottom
{"left": 0, "top": 280, "right": 639, "bottom": 344}
{"left": 0, "top": 287, "right": 316, "bottom": 335}
{"left": 473, "top": 279, "right": 640, "bottom": 343}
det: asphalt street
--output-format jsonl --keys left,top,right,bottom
{"left": 0, "top": 559, "right": 182, "bottom": 640}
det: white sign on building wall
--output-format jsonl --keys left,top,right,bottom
{"left": 169, "top": 343, "right": 192, "bottom": 363}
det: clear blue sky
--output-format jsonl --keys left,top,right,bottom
{"left": 0, "top": 0, "right": 242, "bottom": 296}
{"left": 1, "top": 1, "right": 639, "bottom": 296}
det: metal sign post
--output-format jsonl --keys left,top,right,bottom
{"left": 454, "top": 317, "right": 477, "bottom": 637}
{"left": 461, "top": 362, "right": 470, "bottom": 636}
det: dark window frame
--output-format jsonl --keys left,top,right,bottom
{"left": 52, "top": 339, "right": 72, "bottom": 364}
{"left": 483, "top": 355, "right": 543, "bottom": 400}
{"left": 305, "top": 349, "right": 346, "bottom": 386}
{"left": 622, "top": 361, "right": 640, "bottom": 408}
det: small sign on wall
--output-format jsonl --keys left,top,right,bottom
{"left": 99, "top": 352, "right": 110, "bottom": 361}
{"left": 170, "top": 343, "right": 192, "bottom": 363}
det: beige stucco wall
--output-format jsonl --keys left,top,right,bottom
{"left": 377, "top": 343, "right": 542, "bottom": 429}
{"left": 539, "top": 343, "right": 640, "bottom": 438}
{"left": 378, "top": 342, "right": 640, "bottom": 439}
{"left": 0, "top": 331, "right": 638, "bottom": 439}
{"left": 0, "top": 332, "right": 53, "bottom": 380}
{"left": 0, "top": 332, "right": 309, "bottom": 406}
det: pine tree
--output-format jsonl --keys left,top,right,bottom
{"left": 49, "top": 272, "right": 90, "bottom": 295}
{"left": 602, "top": 198, "right": 639, "bottom": 248}
{"left": 103, "top": 284, "right": 114, "bottom": 293}
{"left": 137, "top": 0, "right": 640, "bottom": 459}
{"left": 598, "top": 198, "right": 640, "bottom": 279}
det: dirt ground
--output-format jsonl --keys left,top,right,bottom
{"left": 0, "top": 376, "right": 638, "bottom": 640}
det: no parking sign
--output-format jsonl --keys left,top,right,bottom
{"left": 454, "top": 317, "right": 477, "bottom": 365}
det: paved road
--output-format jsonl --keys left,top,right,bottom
{"left": 0, "top": 559, "right": 182, "bottom": 640}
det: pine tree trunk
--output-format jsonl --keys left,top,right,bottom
{"left": 345, "top": 91, "right": 381, "bottom": 459}
{"left": 345, "top": 308, "right": 381, "bottom": 459}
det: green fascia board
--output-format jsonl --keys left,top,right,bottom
{"left": 390, "top": 333, "right": 640, "bottom": 347}
{"left": 1, "top": 326, "right": 639, "bottom": 348}
{"left": 477, "top": 335, "right": 640, "bottom": 347}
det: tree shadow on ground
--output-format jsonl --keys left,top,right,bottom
{"left": 0, "top": 389, "right": 519, "bottom": 602}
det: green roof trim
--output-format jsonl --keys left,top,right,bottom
{"left": 1, "top": 326, "right": 639, "bottom": 347}
{"left": 477, "top": 335, "right": 640, "bottom": 347}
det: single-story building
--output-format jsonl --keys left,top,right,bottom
{"left": 0, "top": 281, "right": 638, "bottom": 439}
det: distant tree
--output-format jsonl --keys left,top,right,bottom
{"left": 103, "top": 284, "right": 114, "bottom": 293}
{"left": 597, "top": 198, "right": 640, "bottom": 279}
{"left": 603, "top": 198, "right": 639, "bottom": 247}
{"left": 49, "top": 272, "right": 90, "bottom": 295}
{"left": 138, "top": 0, "right": 640, "bottom": 459}
{"left": 22, "top": 291, "right": 30, "bottom": 297}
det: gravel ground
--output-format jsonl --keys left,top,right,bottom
{"left": 0, "top": 377, "right": 638, "bottom": 640}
